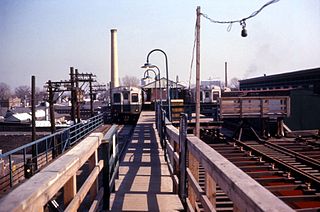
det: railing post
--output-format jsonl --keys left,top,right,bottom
{"left": 179, "top": 113, "right": 188, "bottom": 207}
{"left": 161, "top": 109, "right": 167, "bottom": 161}
{"left": 9, "top": 155, "right": 13, "bottom": 188}
{"left": 102, "top": 140, "right": 110, "bottom": 210}
{"left": 188, "top": 150, "right": 199, "bottom": 210}
{"left": 89, "top": 150, "right": 98, "bottom": 202}
{"left": 205, "top": 171, "right": 216, "bottom": 209}
{"left": 159, "top": 108, "right": 164, "bottom": 149}
{"left": 64, "top": 175, "right": 77, "bottom": 206}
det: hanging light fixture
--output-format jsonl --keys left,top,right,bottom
{"left": 240, "top": 20, "right": 247, "bottom": 37}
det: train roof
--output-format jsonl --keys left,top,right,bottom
{"left": 112, "top": 86, "right": 141, "bottom": 92}
{"left": 142, "top": 77, "right": 185, "bottom": 89}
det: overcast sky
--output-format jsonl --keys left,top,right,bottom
{"left": 0, "top": 0, "right": 319, "bottom": 89}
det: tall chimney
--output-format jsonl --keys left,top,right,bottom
{"left": 111, "top": 29, "right": 119, "bottom": 88}
{"left": 225, "top": 62, "right": 228, "bottom": 88}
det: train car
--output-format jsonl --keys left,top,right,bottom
{"left": 190, "top": 85, "right": 221, "bottom": 103}
{"left": 111, "top": 86, "right": 143, "bottom": 123}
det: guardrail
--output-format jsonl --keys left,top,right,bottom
{"left": 160, "top": 113, "right": 294, "bottom": 211}
{"left": 0, "top": 124, "right": 120, "bottom": 211}
{"left": 0, "top": 113, "right": 104, "bottom": 192}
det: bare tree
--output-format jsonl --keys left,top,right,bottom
{"left": 35, "top": 87, "right": 46, "bottom": 104}
{"left": 229, "top": 77, "right": 240, "bottom": 89}
{"left": 0, "top": 82, "right": 11, "bottom": 100}
{"left": 121, "top": 75, "right": 140, "bottom": 87}
{"left": 15, "top": 85, "right": 31, "bottom": 100}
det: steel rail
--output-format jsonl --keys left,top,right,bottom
{"left": 235, "top": 140, "right": 320, "bottom": 191}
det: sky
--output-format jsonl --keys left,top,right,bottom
{"left": 0, "top": 0, "right": 319, "bottom": 89}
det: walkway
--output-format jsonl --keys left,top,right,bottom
{"left": 110, "top": 111, "right": 184, "bottom": 211}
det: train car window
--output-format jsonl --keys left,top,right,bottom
{"left": 132, "top": 93, "right": 139, "bottom": 102}
{"left": 113, "top": 93, "right": 121, "bottom": 103}
{"left": 212, "top": 91, "right": 220, "bottom": 99}
{"left": 205, "top": 91, "right": 210, "bottom": 98}
{"left": 123, "top": 92, "right": 129, "bottom": 100}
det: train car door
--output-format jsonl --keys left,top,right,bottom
{"left": 123, "top": 91, "right": 129, "bottom": 105}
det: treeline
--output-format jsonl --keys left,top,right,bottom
{"left": 0, "top": 82, "right": 46, "bottom": 103}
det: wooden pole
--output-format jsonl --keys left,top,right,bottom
{"left": 195, "top": 6, "right": 201, "bottom": 137}
{"left": 31, "top": 76, "right": 36, "bottom": 141}
{"left": 48, "top": 80, "right": 57, "bottom": 158}
{"left": 70, "top": 67, "right": 76, "bottom": 124}
{"left": 225, "top": 62, "right": 228, "bottom": 88}
{"left": 89, "top": 74, "right": 94, "bottom": 117}
{"left": 48, "top": 80, "right": 56, "bottom": 134}
{"left": 75, "top": 69, "right": 80, "bottom": 123}
{"left": 31, "top": 76, "right": 37, "bottom": 167}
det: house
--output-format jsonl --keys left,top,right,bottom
{"left": 141, "top": 77, "right": 185, "bottom": 102}
{"left": 0, "top": 97, "right": 21, "bottom": 108}
{"left": 4, "top": 112, "right": 31, "bottom": 123}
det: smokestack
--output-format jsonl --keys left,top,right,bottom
{"left": 225, "top": 62, "right": 228, "bottom": 88}
{"left": 110, "top": 29, "right": 119, "bottom": 89}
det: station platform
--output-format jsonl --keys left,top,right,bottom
{"left": 110, "top": 111, "right": 184, "bottom": 211}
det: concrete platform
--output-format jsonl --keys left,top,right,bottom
{"left": 110, "top": 111, "right": 184, "bottom": 211}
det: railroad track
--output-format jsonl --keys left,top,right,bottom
{"left": 197, "top": 136, "right": 320, "bottom": 211}
{"left": 268, "top": 137, "right": 320, "bottom": 162}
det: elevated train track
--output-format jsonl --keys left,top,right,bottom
{"left": 201, "top": 132, "right": 320, "bottom": 211}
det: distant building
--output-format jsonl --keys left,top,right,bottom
{"left": 239, "top": 67, "right": 320, "bottom": 130}
{"left": 0, "top": 97, "right": 21, "bottom": 108}
{"left": 142, "top": 77, "right": 185, "bottom": 102}
{"left": 239, "top": 67, "right": 320, "bottom": 94}
{"left": 201, "top": 80, "right": 222, "bottom": 88}
{"left": 2, "top": 106, "right": 67, "bottom": 125}
{"left": 4, "top": 112, "right": 31, "bottom": 123}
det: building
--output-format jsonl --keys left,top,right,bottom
{"left": 141, "top": 77, "right": 185, "bottom": 102}
{"left": 0, "top": 97, "right": 21, "bottom": 108}
{"left": 239, "top": 67, "right": 320, "bottom": 130}
{"left": 239, "top": 67, "right": 320, "bottom": 94}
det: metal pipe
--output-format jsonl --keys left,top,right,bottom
{"left": 143, "top": 69, "right": 157, "bottom": 110}
{"left": 146, "top": 49, "right": 171, "bottom": 121}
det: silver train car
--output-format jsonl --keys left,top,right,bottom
{"left": 191, "top": 85, "right": 221, "bottom": 103}
{"left": 111, "top": 86, "right": 143, "bottom": 123}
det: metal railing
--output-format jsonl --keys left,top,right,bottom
{"left": 0, "top": 113, "right": 104, "bottom": 192}
{"left": 0, "top": 123, "right": 121, "bottom": 211}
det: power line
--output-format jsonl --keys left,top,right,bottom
{"left": 188, "top": 1, "right": 280, "bottom": 89}
{"left": 201, "top": 0, "right": 280, "bottom": 31}
{"left": 188, "top": 22, "right": 197, "bottom": 89}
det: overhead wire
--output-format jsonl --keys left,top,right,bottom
{"left": 201, "top": 0, "right": 280, "bottom": 27}
{"left": 188, "top": 22, "right": 197, "bottom": 89}
{"left": 188, "top": 0, "right": 280, "bottom": 86}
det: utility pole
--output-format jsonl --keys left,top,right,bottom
{"left": 225, "top": 62, "right": 228, "bottom": 88}
{"left": 31, "top": 76, "right": 37, "bottom": 167}
{"left": 75, "top": 69, "right": 81, "bottom": 123}
{"left": 89, "top": 74, "right": 94, "bottom": 117}
{"left": 48, "top": 80, "right": 56, "bottom": 134}
{"left": 195, "top": 6, "right": 201, "bottom": 138}
{"left": 70, "top": 67, "right": 76, "bottom": 124}
{"left": 48, "top": 80, "right": 57, "bottom": 158}
{"left": 31, "top": 76, "right": 36, "bottom": 141}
